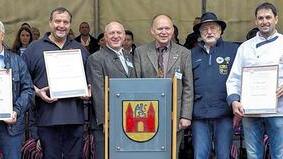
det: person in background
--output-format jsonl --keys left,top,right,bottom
{"left": 123, "top": 30, "right": 136, "bottom": 55}
{"left": 31, "top": 27, "right": 41, "bottom": 41}
{"left": 184, "top": 17, "right": 201, "bottom": 49}
{"left": 173, "top": 24, "right": 180, "bottom": 44}
{"left": 97, "top": 32, "right": 106, "bottom": 48}
{"left": 12, "top": 26, "right": 33, "bottom": 56}
{"left": 0, "top": 20, "right": 34, "bottom": 159}
{"left": 21, "top": 22, "right": 31, "bottom": 29}
{"left": 68, "top": 28, "right": 76, "bottom": 39}
{"left": 75, "top": 22, "right": 99, "bottom": 54}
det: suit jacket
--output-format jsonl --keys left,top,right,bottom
{"left": 134, "top": 41, "right": 193, "bottom": 121}
{"left": 86, "top": 46, "right": 135, "bottom": 128}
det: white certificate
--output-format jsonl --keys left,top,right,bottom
{"left": 44, "top": 49, "right": 88, "bottom": 99}
{"left": 0, "top": 69, "right": 13, "bottom": 120}
{"left": 241, "top": 65, "right": 278, "bottom": 114}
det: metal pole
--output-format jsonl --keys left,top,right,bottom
{"left": 202, "top": 0, "right": 207, "bottom": 14}
{"left": 104, "top": 76, "right": 109, "bottom": 159}
{"left": 94, "top": 0, "right": 99, "bottom": 36}
{"left": 172, "top": 77, "right": 177, "bottom": 159}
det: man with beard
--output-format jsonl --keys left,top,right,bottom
{"left": 22, "top": 7, "right": 89, "bottom": 159}
{"left": 191, "top": 12, "right": 239, "bottom": 159}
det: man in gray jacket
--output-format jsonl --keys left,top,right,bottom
{"left": 134, "top": 14, "right": 193, "bottom": 158}
{"left": 86, "top": 21, "right": 135, "bottom": 159}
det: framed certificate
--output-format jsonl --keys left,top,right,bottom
{"left": 44, "top": 49, "right": 88, "bottom": 99}
{"left": 241, "top": 65, "right": 278, "bottom": 114}
{"left": 0, "top": 69, "right": 13, "bottom": 120}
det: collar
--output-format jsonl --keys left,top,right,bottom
{"left": 0, "top": 46, "right": 4, "bottom": 56}
{"left": 43, "top": 32, "right": 71, "bottom": 45}
{"left": 257, "top": 30, "right": 278, "bottom": 40}
{"left": 106, "top": 45, "right": 123, "bottom": 55}
{"left": 255, "top": 31, "right": 279, "bottom": 48}
{"left": 80, "top": 35, "right": 91, "bottom": 46}
{"left": 198, "top": 37, "right": 223, "bottom": 53}
{"left": 155, "top": 41, "right": 171, "bottom": 50}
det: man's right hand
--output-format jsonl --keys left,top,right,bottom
{"left": 35, "top": 86, "right": 58, "bottom": 103}
{"left": 232, "top": 101, "right": 244, "bottom": 118}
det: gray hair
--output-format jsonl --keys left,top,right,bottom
{"left": 0, "top": 21, "right": 5, "bottom": 33}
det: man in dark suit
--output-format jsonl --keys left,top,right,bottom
{"left": 75, "top": 22, "right": 99, "bottom": 54}
{"left": 134, "top": 14, "right": 193, "bottom": 158}
{"left": 86, "top": 21, "right": 135, "bottom": 159}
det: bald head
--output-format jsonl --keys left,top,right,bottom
{"left": 105, "top": 21, "right": 125, "bottom": 33}
{"left": 151, "top": 14, "right": 173, "bottom": 27}
{"left": 104, "top": 21, "right": 125, "bottom": 50}
{"left": 151, "top": 14, "right": 174, "bottom": 46}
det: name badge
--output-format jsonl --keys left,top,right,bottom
{"left": 126, "top": 61, "right": 133, "bottom": 68}
{"left": 174, "top": 72, "right": 182, "bottom": 80}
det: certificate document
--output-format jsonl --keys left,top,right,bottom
{"left": 44, "top": 49, "right": 88, "bottom": 99}
{"left": 0, "top": 69, "right": 13, "bottom": 120}
{"left": 241, "top": 65, "right": 278, "bottom": 114}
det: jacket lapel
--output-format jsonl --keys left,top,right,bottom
{"left": 166, "top": 43, "right": 180, "bottom": 74}
{"left": 146, "top": 42, "right": 159, "bottom": 73}
{"left": 106, "top": 47, "right": 128, "bottom": 76}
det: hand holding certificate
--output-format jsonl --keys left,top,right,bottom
{"left": 44, "top": 49, "right": 89, "bottom": 99}
{"left": 241, "top": 65, "right": 278, "bottom": 114}
{"left": 0, "top": 69, "right": 13, "bottom": 120}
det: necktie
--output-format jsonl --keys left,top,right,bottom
{"left": 118, "top": 51, "right": 129, "bottom": 74}
{"left": 0, "top": 55, "right": 4, "bottom": 69}
{"left": 157, "top": 47, "right": 167, "bottom": 78}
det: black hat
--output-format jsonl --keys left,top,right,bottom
{"left": 193, "top": 12, "right": 226, "bottom": 34}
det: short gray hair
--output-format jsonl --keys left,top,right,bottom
{"left": 0, "top": 21, "right": 5, "bottom": 33}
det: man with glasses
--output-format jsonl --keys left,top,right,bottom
{"left": 191, "top": 12, "right": 239, "bottom": 159}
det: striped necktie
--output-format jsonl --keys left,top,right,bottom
{"left": 118, "top": 51, "right": 129, "bottom": 74}
{"left": 157, "top": 47, "right": 167, "bottom": 78}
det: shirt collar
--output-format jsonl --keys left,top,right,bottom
{"left": 155, "top": 41, "right": 171, "bottom": 50}
{"left": 106, "top": 45, "right": 123, "bottom": 55}
{"left": 0, "top": 47, "right": 4, "bottom": 56}
{"left": 257, "top": 30, "right": 278, "bottom": 41}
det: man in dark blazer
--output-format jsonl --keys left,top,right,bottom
{"left": 86, "top": 21, "right": 135, "bottom": 159}
{"left": 134, "top": 14, "right": 193, "bottom": 158}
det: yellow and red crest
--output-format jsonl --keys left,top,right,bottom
{"left": 122, "top": 100, "right": 159, "bottom": 142}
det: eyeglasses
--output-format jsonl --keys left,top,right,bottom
{"left": 199, "top": 25, "right": 220, "bottom": 33}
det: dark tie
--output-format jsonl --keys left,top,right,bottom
{"left": 157, "top": 47, "right": 167, "bottom": 78}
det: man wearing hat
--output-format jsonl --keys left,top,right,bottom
{"left": 191, "top": 12, "right": 239, "bottom": 158}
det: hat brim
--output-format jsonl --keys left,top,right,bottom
{"left": 193, "top": 20, "right": 226, "bottom": 34}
